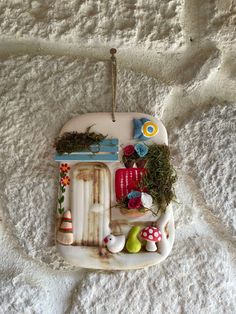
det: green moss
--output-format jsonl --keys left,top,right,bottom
{"left": 54, "top": 126, "right": 106, "bottom": 154}
{"left": 140, "top": 144, "right": 177, "bottom": 214}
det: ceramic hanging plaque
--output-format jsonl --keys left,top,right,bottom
{"left": 54, "top": 112, "right": 176, "bottom": 270}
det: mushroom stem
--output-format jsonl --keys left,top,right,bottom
{"left": 146, "top": 240, "right": 157, "bottom": 252}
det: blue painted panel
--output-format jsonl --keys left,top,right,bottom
{"left": 89, "top": 145, "right": 119, "bottom": 153}
{"left": 54, "top": 154, "right": 118, "bottom": 162}
{"left": 100, "top": 139, "right": 119, "bottom": 145}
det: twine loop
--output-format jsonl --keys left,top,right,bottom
{"left": 110, "top": 48, "right": 117, "bottom": 122}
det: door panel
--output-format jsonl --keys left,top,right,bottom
{"left": 72, "top": 163, "right": 110, "bottom": 246}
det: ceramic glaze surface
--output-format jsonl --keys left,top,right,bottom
{"left": 55, "top": 112, "right": 175, "bottom": 270}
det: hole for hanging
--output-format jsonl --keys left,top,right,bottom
{"left": 110, "top": 48, "right": 117, "bottom": 55}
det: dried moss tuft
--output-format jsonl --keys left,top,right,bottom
{"left": 139, "top": 144, "right": 177, "bottom": 214}
{"left": 54, "top": 126, "right": 106, "bottom": 154}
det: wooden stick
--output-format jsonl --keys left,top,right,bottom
{"left": 72, "top": 172, "right": 84, "bottom": 245}
{"left": 82, "top": 179, "right": 89, "bottom": 245}
{"left": 91, "top": 168, "right": 99, "bottom": 246}
{"left": 103, "top": 168, "right": 110, "bottom": 239}
{"left": 98, "top": 169, "right": 104, "bottom": 247}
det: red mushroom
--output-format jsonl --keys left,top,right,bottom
{"left": 140, "top": 226, "right": 162, "bottom": 252}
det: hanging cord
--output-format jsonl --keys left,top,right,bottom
{"left": 110, "top": 48, "right": 117, "bottom": 122}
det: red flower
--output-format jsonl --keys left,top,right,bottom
{"left": 128, "top": 196, "right": 142, "bottom": 209}
{"left": 60, "top": 163, "right": 70, "bottom": 173}
{"left": 61, "top": 176, "right": 70, "bottom": 186}
{"left": 123, "top": 145, "right": 135, "bottom": 157}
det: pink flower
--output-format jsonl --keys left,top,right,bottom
{"left": 128, "top": 197, "right": 142, "bottom": 209}
{"left": 123, "top": 145, "right": 135, "bottom": 157}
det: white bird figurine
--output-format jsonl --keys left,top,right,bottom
{"left": 103, "top": 234, "right": 126, "bottom": 253}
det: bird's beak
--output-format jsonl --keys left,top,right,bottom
{"left": 103, "top": 236, "right": 108, "bottom": 244}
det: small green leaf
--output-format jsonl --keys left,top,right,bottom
{"left": 58, "top": 207, "right": 64, "bottom": 214}
{"left": 58, "top": 195, "right": 64, "bottom": 203}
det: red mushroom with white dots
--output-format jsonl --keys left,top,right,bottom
{"left": 140, "top": 226, "right": 162, "bottom": 252}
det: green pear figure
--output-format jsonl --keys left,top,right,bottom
{"left": 126, "top": 226, "right": 142, "bottom": 253}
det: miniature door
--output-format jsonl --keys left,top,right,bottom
{"left": 54, "top": 112, "right": 176, "bottom": 270}
{"left": 72, "top": 163, "right": 110, "bottom": 247}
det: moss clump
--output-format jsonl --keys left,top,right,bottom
{"left": 55, "top": 126, "right": 106, "bottom": 154}
{"left": 139, "top": 144, "right": 177, "bottom": 214}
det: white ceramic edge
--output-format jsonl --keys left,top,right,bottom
{"left": 60, "top": 112, "right": 168, "bottom": 145}
{"left": 57, "top": 205, "right": 175, "bottom": 270}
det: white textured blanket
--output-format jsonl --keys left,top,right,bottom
{"left": 0, "top": 1, "right": 235, "bottom": 313}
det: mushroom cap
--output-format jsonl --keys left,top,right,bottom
{"left": 141, "top": 226, "right": 162, "bottom": 242}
